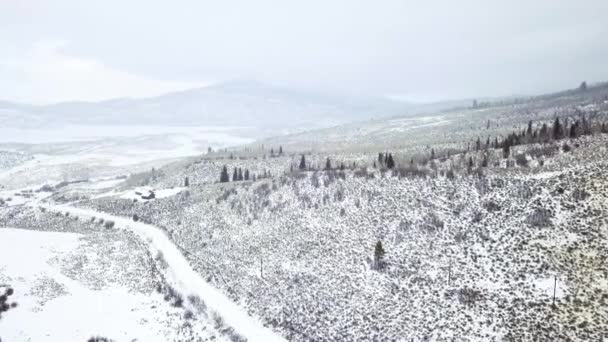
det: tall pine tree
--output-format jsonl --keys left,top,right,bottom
{"left": 220, "top": 165, "right": 230, "bottom": 183}
{"left": 299, "top": 155, "right": 307, "bottom": 170}
{"left": 374, "top": 241, "right": 386, "bottom": 270}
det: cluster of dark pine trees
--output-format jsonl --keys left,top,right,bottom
{"left": 376, "top": 152, "right": 395, "bottom": 169}
{"left": 473, "top": 117, "right": 607, "bottom": 159}
{"left": 219, "top": 165, "right": 254, "bottom": 183}
{"left": 269, "top": 146, "right": 284, "bottom": 158}
{"left": 293, "top": 155, "right": 350, "bottom": 172}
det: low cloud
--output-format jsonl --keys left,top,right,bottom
{"left": 1, "top": 40, "right": 208, "bottom": 104}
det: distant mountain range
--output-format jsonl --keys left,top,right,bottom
{"left": 0, "top": 81, "right": 465, "bottom": 131}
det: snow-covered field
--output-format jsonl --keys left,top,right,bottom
{"left": 0, "top": 228, "right": 164, "bottom": 341}
{"left": 0, "top": 226, "right": 223, "bottom": 342}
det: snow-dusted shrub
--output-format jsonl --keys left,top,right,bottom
{"left": 458, "top": 287, "right": 481, "bottom": 307}
{"left": 188, "top": 294, "right": 207, "bottom": 313}
{"left": 173, "top": 295, "right": 183, "bottom": 307}
{"left": 515, "top": 153, "right": 529, "bottom": 167}
{"left": 104, "top": 220, "right": 115, "bottom": 229}
{"left": 395, "top": 166, "right": 430, "bottom": 179}
{"left": 525, "top": 208, "right": 552, "bottom": 227}
{"left": 217, "top": 188, "right": 237, "bottom": 203}
{"left": 572, "top": 188, "right": 590, "bottom": 201}
{"left": 0, "top": 286, "right": 17, "bottom": 320}
{"left": 334, "top": 188, "right": 345, "bottom": 202}
{"left": 484, "top": 200, "right": 501, "bottom": 212}
{"left": 254, "top": 183, "right": 271, "bottom": 197}
{"left": 87, "top": 337, "right": 114, "bottom": 342}
{"left": 528, "top": 144, "right": 559, "bottom": 159}
{"left": 422, "top": 212, "right": 444, "bottom": 232}
{"left": 155, "top": 251, "right": 168, "bottom": 270}
{"left": 353, "top": 167, "right": 373, "bottom": 178}
{"left": 454, "top": 231, "right": 467, "bottom": 243}
{"left": 310, "top": 171, "right": 320, "bottom": 188}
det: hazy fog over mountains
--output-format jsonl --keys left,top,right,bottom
{"left": 0, "top": 80, "right": 408, "bottom": 129}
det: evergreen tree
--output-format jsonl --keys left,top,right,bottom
{"left": 527, "top": 120, "right": 533, "bottom": 136}
{"left": 475, "top": 137, "right": 481, "bottom": 151}
{"left": 279, "top": 146, "right": 283, "bottom": 155}
{"left": 552, "top": 117, "right": 563, "bottom": 140}
{"left": 184, "top": 176, "right": 189, "bottom": 187}
{"left": 244, "top": 169, "right": 250, "bottom": 181}
{"left": 502, "top": 143, "right": 511, "bottom": 159}
{"left": 481, "top": 154, "right": 488, "bottom": 167}
{"left": 238, "top": 168, "right": 243, "bottom": 181}
{"left": 270, "top": 148, "right": 275, "bottom": 157}
{"left": 570, "top": 121, "right": 579, "bottom": 138}
{"left": 386, "top": 153, "right": 395, "bottom": 169}
{"left": 374, "top": 241, "right": 386, "bottom": 270}
{"left": 325, "top": 157, "right": 331, "bottom": 170}
{"left": 378, "top": 153, "right": 384, "bottom": 165}
{"left": 582, "top": 116, "right": 592, "bottom": 135}
{"left": 579, "top": 81, "right": 587, "bottom": 91}
{"left": 232, "top": 168, "right": 238, "bottom": 181}
{"left": 252, "top": 174, "right": 257, "bottom": 181}
{"left": 220, "top": 165, "right": 230, "bottom": 183}
{"left": 468, "top": 156, "right": 474, "bottom": 169}
{"left": 299, "top": 155, "right": 306, "bottom": 170}
{"left": 340, "top": 162, "right": 345, "bottom": 171}
{"left": 485, "top": 137, "right": 490, "bottom": 149}
{"left": 540, "top": 123, "right": 549, "bottom": 142}
{"left": 431, "top": 149, "right": 435, "bottom": 159}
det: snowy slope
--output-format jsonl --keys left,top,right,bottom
{"left": 39, "top": 203, "right": 286, "bottom": 342}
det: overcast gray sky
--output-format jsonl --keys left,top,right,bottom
{"left": 1, "top": 0, "right": 607, "bottom": 104}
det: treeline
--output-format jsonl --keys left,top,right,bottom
{"left": 290, "top": 154, "right": 354, "bottom": 172}
{"left": 469, "top": 81, "right": 596, "bottom": 110}
{"left": 268, "top": 146, "right": 284, "bottom": 158}
{"left": 477, "top": 116, "right": 608, "bottom": 158}
{"left": 219, "top": 165, "right": 271, "bottom": 183}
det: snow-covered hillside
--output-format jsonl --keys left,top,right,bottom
{"left": 73, "top": 135, "right": 608, "bottom": 341}
{"left": 1, "top": 83, "right": 607, "bottom": 341}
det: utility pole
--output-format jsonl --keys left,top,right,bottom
{"left": 552, "top": 276, "right": 557, "bottom": 308}
{"left": 260, "top": 256, "right": 263, "bottom": 279}
{"left": 448, "top": 260, "right": 452, "bottom": 286}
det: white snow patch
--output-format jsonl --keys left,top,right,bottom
{"left": 533, "top": 276, "right": 567, "bottom": 299}
{"left": 0, "top": 228, "right": 174, "bottom": 342}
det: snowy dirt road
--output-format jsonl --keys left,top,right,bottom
{"left": 35, "top": 202, "right": 285, "bottom": 342}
